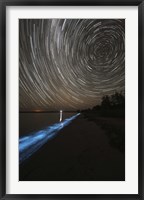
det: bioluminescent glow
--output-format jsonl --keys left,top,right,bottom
{"left": 60, "top": 110, "right": 63, "bottom": 122}
{"left": 19, "top": 113, "right": 80, "bottom": 164}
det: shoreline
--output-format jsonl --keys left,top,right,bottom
{"left": 19, "top": 114, "right": 125, "bottom": 181}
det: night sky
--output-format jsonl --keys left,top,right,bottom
{"left": 19, "top": 19, "right": 125, "bottom": 111}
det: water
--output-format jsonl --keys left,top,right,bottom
{"left": 19, "top": 112, "right": 76, "bottom": 136}
{"left": 19, "top": 112, "right": 125, "bottom": 181}
{"left": 19, "top": 113, "right": 80, "bottom": 164}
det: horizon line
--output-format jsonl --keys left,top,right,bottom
{"left": 19, "top": 110, "right": 80, "bottom": 113}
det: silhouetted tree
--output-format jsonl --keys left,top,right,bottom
{"left": 93, "top": 105, "right": 101, "bottom": 111}
{"left": 101, "top": 95, "right": 111, "bottom": 109}
{"left": 82, "top": 91, "right": 125, "bottom": 118}
{"left": 110, "top": 92, "right": 125, "bottom": 108}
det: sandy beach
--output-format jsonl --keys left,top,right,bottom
{"left": 19, "top": 114, "right": 125, "bottom": 181}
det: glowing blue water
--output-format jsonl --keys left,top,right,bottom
{"left": 19, "top": 113, "right": 80, "bottom": 164}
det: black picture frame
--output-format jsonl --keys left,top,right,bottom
{"left": 0, "top": 0, "right": 144, "bottom": 199}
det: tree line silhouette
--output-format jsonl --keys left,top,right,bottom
{"left": 80, "top": 91, "right": 125, "bottom": 118}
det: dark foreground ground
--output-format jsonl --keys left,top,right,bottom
{"left": 19, "top": 114, "right": 125, "bottom": 181}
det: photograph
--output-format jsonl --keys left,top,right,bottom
{"left": 19, "top": 18, "right": 125, "bottom": 181}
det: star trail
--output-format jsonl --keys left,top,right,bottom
{"left": 19, "top": 19, "right": 125, "bottom": 111}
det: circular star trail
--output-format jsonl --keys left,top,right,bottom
{"left": 19, "top": 19, "right": 125, "bottom": 111}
